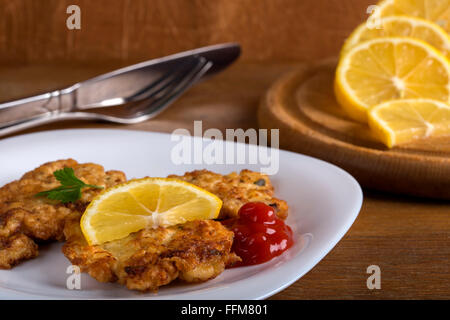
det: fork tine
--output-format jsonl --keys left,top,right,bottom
{"left": 135, "top": 57, "right": 212, "bottom": 120}
{"left": 136, "top": 56, "right": 205, "bottom": 102}
{"left": 125, "top": 56, "right": 200, "bottom": 103}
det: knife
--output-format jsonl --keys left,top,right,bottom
{"left": 0, "top": 43, "right": 241, "bottom": 137}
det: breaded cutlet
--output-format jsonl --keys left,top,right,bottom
{"left": 0, "top": 159, "right": 126, "bottom": 269}
{"left": 62, "top": 213, "right": 240, "bottom": 292}
{"left": 168, "top": 169, "right": 288, "bottom": 219}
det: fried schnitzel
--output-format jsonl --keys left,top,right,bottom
{"left": 0, "top": 159, "right": 126, "bottom": 269}
{"left": 168, "top": 169, "right": 288, "bottom": 219}
{"left": 63, "top": 213, "right": 240, "bottom": 292}
{"left": 62, "top": 169, "right": 285, "bottom": 291}
{"left": 1, "top": 162, "right": 286, "bottom": 292}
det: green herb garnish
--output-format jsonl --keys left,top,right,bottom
{"left": 35, "top": 167, "right": 103, "bottom": 203}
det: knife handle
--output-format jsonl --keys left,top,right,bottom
{"left": 0, "top": 90, "right": 75, "bottom": 137}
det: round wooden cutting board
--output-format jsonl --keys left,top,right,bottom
{"left": 258, "top": 60, "right": 450, "bottom": 199}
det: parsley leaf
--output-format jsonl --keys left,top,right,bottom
{"left": 35, "top": 167, "right": 103, "bottom": 203}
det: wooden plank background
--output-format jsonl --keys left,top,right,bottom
{"left": 0, "top": 0, "right": 373, "bottom": 64}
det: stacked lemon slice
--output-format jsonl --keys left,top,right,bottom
{"left": 334, "top": 0, "right": 450, "bottom": 147}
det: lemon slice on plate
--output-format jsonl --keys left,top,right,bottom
{"left": 81, "top": 178, "right": 222, "bottom": 245}
{"left": 341, "top": 16, "right": 450, "bottom": 59}
{"left": 368, "top": 98, "right": 450, "bottom": 147}
{"left": 335, "top": 37, "right": 450, "bottom": 122}
{"left": 374, "top": 0, "right": 450, "bottom": 33}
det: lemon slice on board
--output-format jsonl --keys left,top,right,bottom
{"left": 374, "top": 0, "right": 450, "bottom": 33}
{"left": 335, "top": 37, "right": 450, "bottom": 122}
{"left": 81, "top": 178, "right": 222, "bottom": 245}
{"left": 368, "top": 98, "right": 450, "bottom": 147}
{"left": 341, "top": 16, "right": 450, "bottom": 59}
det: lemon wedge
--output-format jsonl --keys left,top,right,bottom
{"left": 335, "top": 37, "right": 450, "bottom": 122}
{"left": 368, "top": 98, "right": 450, "bottom": 147}
{"left": 374, "top": 0, "right": 450, "bottom": 33}
{"left": 342, "top": 16, "right": 450, "bottom": 59}
{"left": 80, "top": 178, "right": 222, "bottom": 245}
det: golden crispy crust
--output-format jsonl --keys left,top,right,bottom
{"left": 168, "top": 169, "right": 288, "bottom": 219}
{"left": 0, "top": 234, "right": 38, "bottom": 268}
{"left": 63, "top": 214, "right": 240, "bottom": 292}
{"left": 0, "top": 159, "right": 126, "bottom": 269}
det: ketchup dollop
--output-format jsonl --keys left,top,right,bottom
{"left": 222, "top": 202, "right": 294, "bottom": 267}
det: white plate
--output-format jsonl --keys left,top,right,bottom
{"left": 0, "top": 129, "right": 362, "bottom": 299}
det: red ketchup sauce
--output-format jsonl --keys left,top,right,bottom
{"left": 222, "top": 202, "right": 293, "bottom": 267}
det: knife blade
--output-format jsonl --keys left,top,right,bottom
{"left": 73, "top": 43, "right": 241, "bottom": 110}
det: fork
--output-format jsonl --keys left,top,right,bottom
{"left": 0, "top": 55, "right": 212, "bottom": 137}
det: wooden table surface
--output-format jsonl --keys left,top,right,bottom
{"left": 1, "top": 61, "right": 449, "bottom": 299}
